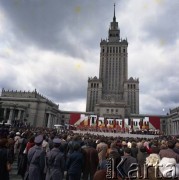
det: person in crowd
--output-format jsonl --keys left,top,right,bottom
{"left": 7, "top": 132, "right": 15, "bottom": 162}
{"left": 159, "top": 140, "right": 179, "bottom": 163}
{"left": 17, "top": 133, "right": 28, "bottom": 178}
{"left": 26, "top": 134, "right": 46, "bottom": 180}
{"left": 137, "top": 146, "right": 148, "bottom": 178}
{"left": 130, "top": 141, "right": 138, "bottom": 158}
{"left": 82, "top": 139, "right": 99, "bottom": 180}
{"left": 173, "top": 140, "right": 179, "bottom": 154}
{"left": 25, "top": 136, "right": 35, "bottom": 154}
{"left": 48, "top": 134, "right": 55, "bottom": 151}
{"left": 151, "top": 140, "right": 160, "bottom": 154}
{"left": 66, "top": 143, "right": 84, "bottom": 180}
{"left": 117, "top": 147, "right": 137, "bottom": 179}
{"left": 45, "top": 138, "right": 65, "bottom": 180}
{"left": 67, "top": 135, "right": 81, "bottom": 158}
{"left": 96, "top": 137, "right": 108, "bottom": 169}
{"left": 42, "top": 135, "right": 50, "bottom": 153}
{"left": 14, "top": 132, "right": 21, "bottom": 159}
{"left": 0, "top": 138, "right": 13, "bottom": 180}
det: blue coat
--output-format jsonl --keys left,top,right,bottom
{"left": 27, "top": 145, "right": 45, "bottom": 180}
{"left": 66, "top": 150, "right": 84, "bottom": 175}
{"left": 45, "top": 147, "right": 65, "bottom": 180}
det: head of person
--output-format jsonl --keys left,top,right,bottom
{"left": 73, "top": 143, "right": 81, "bottom": 152}
{"left": 34, "top": 135, "right": 43, "bottom": 146}
{"left": 124, "top": 147, "right": 131, "bottom": 155}
{"left": 139, "top": 146, "right": 146, "bottom": 153}
{"left": 53, "top": 138, "right": 61, "bottom": 148}
{"left": 167, "top": 140, "right": 176, "bottom": 149}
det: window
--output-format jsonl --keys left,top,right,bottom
{"left": 123, "top": 48, "right": 125, "bottom": 53}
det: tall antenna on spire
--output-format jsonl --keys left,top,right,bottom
{"left": 113, "top": 3, "right": 116, "bottom": 22}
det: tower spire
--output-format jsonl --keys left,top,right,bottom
{"left": 113, "top": 3, "right": 116, "bottom": 22}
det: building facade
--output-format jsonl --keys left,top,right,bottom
{"left": 165, "top": 107, "right": 179, "bottom": 135}
{"left": 86, "top": 5, "right": 139, "bottom": 118}
{"left": 0, "top": 89, "right": 60, "bottom": 128}
{"left": 0, "top": 89, "right": 92, "bottom": 129}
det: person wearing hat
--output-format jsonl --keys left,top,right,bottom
{"left": 45, "top": 138, "right": 65, "bottom": 180}
{"left": 14, "top": 132, "right": 21, "bottom": 158}
{"left": 26, "top": 135, "right": 46, "bottom": 180}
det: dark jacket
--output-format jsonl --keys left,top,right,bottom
{"left": 46, "top": 147, "right": 65, "bottom": 180}
{"left": 27, "top": 145, "right": 46, "bottom": 180}
{"left": 117, "top": 155, "right": 137, "bottom": 178}
{"left": 66, "top": 150, "right": 83, "bottom": 175}
{"left": 0, "top": 147, "right": 13, "bottom": 180}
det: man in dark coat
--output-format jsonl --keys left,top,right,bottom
{"left": 45, "top": 138, "right": 65, "bottom": 180}
{"left": 81, "top": 139, "right": 99, "bottom": 180}
{"left": 27, "top": 135, "right": 46, "bottom": 180}
{"left": 0, "top": 138, "right": 13, "bottom": 180}
{"left": 66, "top": 143, "right": 84, "bottom": 180}
{"left": 117, "top": 147, "right": 137, "bottom": 179}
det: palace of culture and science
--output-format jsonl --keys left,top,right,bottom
{"left": 86, "top": 5, "right": 139, "bottom": 118}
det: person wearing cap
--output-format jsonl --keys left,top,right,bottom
{"left": 45, "top": 138, "right": 65, "bottom": 180}
{"left": 26, "top": 135, "right": 46, "bottom": 180}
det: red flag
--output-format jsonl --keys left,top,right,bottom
{"left": 113, "top": 119, "right": 116, "bottom": 128}
{"left": 140, "top": 119, "right": 143, "bottom": 129}
{"left": 131, "top": 119, "right": 133, "bottom": 129}
{"left": 96, "top": 117, "right": 98, "bottom": 129}
{"left": 122, "top": 119, "right": 124, "bottom": 129}
{"left": 104, "top": 119, "right": 108, "bottom": 128}
{"left": 88, "top": 116, "right": 90, "bottom": 127}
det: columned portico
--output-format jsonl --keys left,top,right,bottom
{"left": 47, "top": 113, "right": 52, "bottom": 128}
{"left": 8, "top": 108, "right": 14, "bottom": 124}
{"left": 3, "top": 108, "right": 7, "bottom": 120}
{"left": 17, "top": 109, "right": 22, "bottom": 120}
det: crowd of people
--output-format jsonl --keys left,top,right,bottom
{"left": 0, "top": 124, "right": 179, "bottom": 180}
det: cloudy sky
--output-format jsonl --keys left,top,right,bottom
{"left": 0, "top": 0, "right": 179, "bottom": 115}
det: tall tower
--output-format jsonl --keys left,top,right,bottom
{"left": 86, "top": 5, "right": 139, "bottom": 118}
{"left": 99, "top": 4, "right": 128, "bottom": 101}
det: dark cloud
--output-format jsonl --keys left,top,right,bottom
{"left": 1, "top": 0, "right": 179, "bottom": 114}
{"left": 0, "top": 0, "right": 118, "bottom": 60}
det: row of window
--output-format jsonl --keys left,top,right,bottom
{"left": 91, "top": 83, "right": 99, "bottom": 88}
{"left": 106, "top": 109, "right": 118, "bottom": 113}
{"left": 109, "top": 33, "right": 119, "bottom": 37}
{"left": 128, "top": 84, "right": 136, "bottom": 89}
{"left": 101, "top": 46, "right": 126, "bottom": 53}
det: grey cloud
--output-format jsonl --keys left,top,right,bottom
{"left": 31, "top": 70, "right": 87, "bottom": 102}
{"left": 141, "top": 1, "right": 179, "bottom": 45}
{"left": 0, "top": 0, "right": 117, "bottom": 60}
